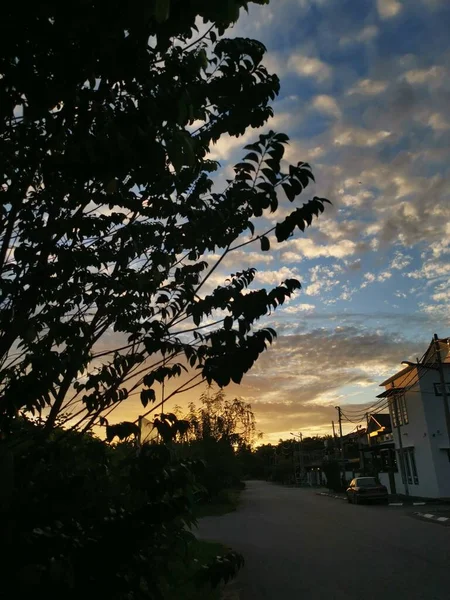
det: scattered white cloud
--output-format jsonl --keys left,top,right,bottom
{"left": 304, "top": 264, "right": 344, "bottom": 296}
{"left": 347, "top": 79, "right": 388, "bottom": 96}
{"left": 287, "top": 54, "right": 332, "bottom": 82}
{"left": 361, "top": 271, "right": 392, "bottom": 288}
{"left": 390, "top": 251, "right": 412, "bottom": 271}
{"left": 286, "top": 238, "right": 358, "bottom": 260}
{"left": 312, "top": 94, "right": 341, "bottom": 118}
{"left": 403, "top": 66, "right": 447, "bottom": 85}
{"left": 377, "top": 0, "right": 403, "bottom": 19}
{"left": 282, "top": 303, "right": 316, "bottom": 314}
{"left": 427, "top": 113, "right": 450, "bottom": 131}
{"left": 254, "top": 266, "right": 301, "bottom": 286}
{"left": 334, "top": 127, "right": 391, "bottom": 147}
{"left": 340, "top": 25, "right": 379, "bottom": 46}
{"left": 284, "top": 142, "right": 325, "bottom": 164}
{"left": 208, "top": 128, "right": 257, "bottom": 161}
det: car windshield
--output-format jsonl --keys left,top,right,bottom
{"left": 356, "top": 478, "right": 378, "bottom": 487}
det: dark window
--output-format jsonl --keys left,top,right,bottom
{"left": 397, "top": 450, "right": 406, "bottom": 484}
{"left": 356, "top": 477, "right": 377, "bottom": 487}
{"left": 434, "top": 383, "right": 450, "bottom": 396}
{"left": 397, "top": 449, "right": 418, "bottom": 485}
{"left": 403, "top": 449, "right": 412, "bottom": 484}
{"left": 408, "top": 448, "right": 419, "bottom": 485}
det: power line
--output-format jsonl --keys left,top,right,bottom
{"left": 342, "top": 346, "right": 437, "bottom": 423}
{"left": 340, "top": 342, "right": 437, "bottom": 423}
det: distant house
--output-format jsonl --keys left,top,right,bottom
{"left": 376, "top": 337, "right": 450, "bottom": 499}
{"left": 363, "top": 413, "right": 397, "bottom": 490}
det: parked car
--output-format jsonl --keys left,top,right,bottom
{"left": 346, "top": 477, "right": 388, "bottom": 504}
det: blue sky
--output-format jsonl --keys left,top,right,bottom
{"left": 194, "top": 0, "right": 450, "bottom": 441}
{"left": 109, "top": 0, "right": 450, "bottom": 442}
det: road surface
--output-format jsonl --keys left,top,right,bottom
{"left": 196, "top": 480, "right": 450, "bottom": 599}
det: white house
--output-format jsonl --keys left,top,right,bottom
{"left": 377, "top": 337, "right": 450, "bottom": 499}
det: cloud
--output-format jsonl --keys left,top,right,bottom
{"left": 347, "top": 79, "right": 388, "bottom": 96}
{"left": 339, "top": 25, "right": 379, "bottom": 46}
{"left": 333, "top": 127, "right": 391, "bottom": 147}
{"left": 427, "top": 113, "right": 450, "bottom": 131}
{"left": 360, "top": 271, "right": 392, "bottom": 288}
{"left": 403, "top": 66, "right": 447, "bottom": 85}
{"left": 282, "top": 303, "right": 316, "bottom": 314}
{"left": 284, "top": 238, "right": 358, "bottom": 260}
{"left": 254, "top": 266, "right": 301, "bottom": 286}
{"left": 233, "top": 326, "right": 423, "bottom": 436}
{"left": 390, "top": 251, "right": 412, "bottom": 271}
{"left": 304, "top": 264, "right": 344, "bottom": 297}
{"left": 377, "top": 0, "right": 403, "bottom": 19}
{"left": 287, "top": 54, "right": 332, "bottom": 82}
{"left": 312, "top": 94, "right": 341, "bottom": 118}
{"left": 208, "top": 128, "right": 259, "bottom": 161}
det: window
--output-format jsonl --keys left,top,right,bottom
{"left": 404, "top": 449, "right": 412, "bottom": 484}
{"left": 390, "top": 394, "right": 408, "bottom": 427}
{"left": 399, "top": 395, "right": 408, "bottom": 425}
{"left": 397, "top": 450, "right": 406, "bottom": 484}
{"left": 408, "top": 448, "right": 419, "bottom": 485}
{"left": 434, "top": 382, "right": 450, "bottom": 396}
{"left": 397, "top": 449, "right": 419, "bottom": 485}
{"left": 356, "top": 477, "right": 377, "bottom": 487}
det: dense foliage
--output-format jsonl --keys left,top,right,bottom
{"left": 1, "top": 0, "right": 330, "bottom": 597}
{"left": 0, "top": 0, "right": 329, "bottom": 433}
{"left": 181, "top": 390, "right": 258, "bottom": 498}
{"left": 1, "top": 417, "right": 244, "bottom": 599}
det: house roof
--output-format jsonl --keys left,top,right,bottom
{"left": 379, "top": 365, "right": 414, "bottom": 387}
{"left": 376, "top": 387, "right": 405, "bottom": 398}
{"left": 343, "top": 428, "right": 366, "bottom": 440}
{"left": 423, "top": 337, "right": 450, "bottom": 365}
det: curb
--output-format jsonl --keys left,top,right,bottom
{"left": 317, "top": 492, "right": 346, "bottom": 501}
{"left": 317, "top": 493, "right": 431, "bottom": 507}
{"left": 389, "top": 501, "right": 427, "bottom": 506}
{"left": 414, "top": 512, "right": 450, "bottom": 524}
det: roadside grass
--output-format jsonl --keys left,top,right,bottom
{"left": 162, "top": 539, "right": 229, "bottom": 600}
{"left": 195, "top": 487, "right": 243, "bottom": 518}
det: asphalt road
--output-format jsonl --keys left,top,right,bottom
{"left": 196, "top": 480, "right": 450, "bottom": 600}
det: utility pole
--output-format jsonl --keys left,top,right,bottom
{"left": 434, "top": 334, "right": 450, "bottom": 447}
{"left": 335, "top": 406, "right": 346, "bottom": 485}
{"left": 290, "top": 432, "right": 303, "bottom": 485}
{"left": 362, "top": 412, "right": 370, "bottom": 474}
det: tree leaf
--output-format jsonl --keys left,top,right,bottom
{"left": 260, "top": 236, "right": 270, "bottom": 251}
{"left": 140, "top": 388, "right": 156, "bottom": 408}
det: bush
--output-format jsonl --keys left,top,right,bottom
{"left": 0, "top": 418, "right": 242, "bottom": 600}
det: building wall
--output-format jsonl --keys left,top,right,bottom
{"left": 388, "top": 373, "right": 441, "bottom": 498}
{"left": 378, "top": 471, "right": 403, "bottom": 495}
{"left": 383, "top": 365, "right": 450, "bottom": 498}
{"left": 419, "top": 368, "right": 450, "bottom": 497}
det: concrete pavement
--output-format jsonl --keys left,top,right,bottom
{"left": 196, "top": 480, "right": 450, "bottom": 600}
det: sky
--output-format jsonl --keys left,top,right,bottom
{"left": 116, "top": 0, "right": 450, "bottom": 443}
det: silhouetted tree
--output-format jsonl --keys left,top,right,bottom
{"left": 0, "top": 0, "right": 329, "bottom": 436}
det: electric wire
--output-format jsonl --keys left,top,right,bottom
{"left": 340, "top": 341, "right": 438, "bottom": 424}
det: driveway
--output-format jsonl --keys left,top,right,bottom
{"left": 196, "top": 480, "right": 450, "bottom": 600}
